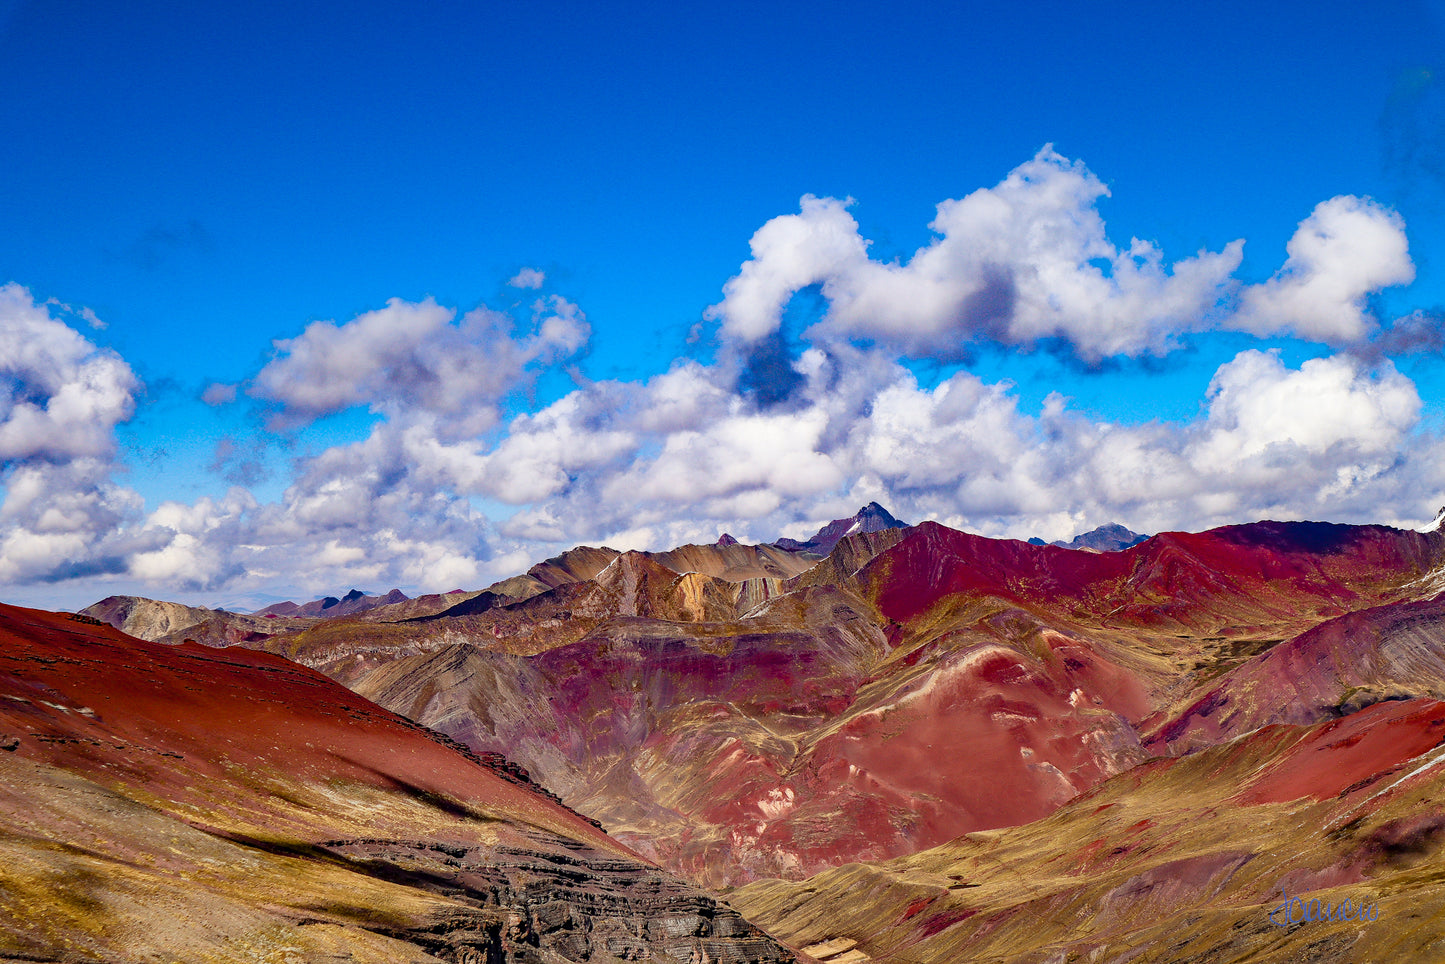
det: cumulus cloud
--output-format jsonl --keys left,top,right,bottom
{"left": 127, "top": 490, "right": 257, "bottom": 586}
{"left": 251, "top": 295, "right": 589, "bottom": 436}
{"left": 0, "top": 283, "right": 140, "bottom": 463}
{"left": 1191, "top": 350, "right": 1419, "bottom": 465}
{"left": 110, "top": 333, "right": 1438, "bottom": 599}
{"left": 478, "top": 388, "right": 639, "bottom": 504}
{"left": 0, "top": 291, "right": 593, "bottom": 600}
{"left": 1236, "top": 196, "right": 1414, "bottom": 342}
{"left": 122, "top": 419, "right": 500, "bottom": 595}
{"left": 0, "top": 287, "right": 151, "bottom": 586}
{"left": 707, "top": 149, "right": 1421, "bottom": 363}
{"left": 453, "top": 340, "right": 1438, "bottom": 554}
{"left": 707, "top": 148, "right": 1247, "bottom": 360}
{"left": 0, "top": 460, "right": 149, "bottom": 583}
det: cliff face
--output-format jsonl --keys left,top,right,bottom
{"left": 0, "top": 603, "right": 798, "bottom": 963}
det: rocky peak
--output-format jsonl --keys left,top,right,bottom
{"left": 775, "top": 502, "right": 908, "bottom": 555}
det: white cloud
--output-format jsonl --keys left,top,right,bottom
{"left": 707, "top": 147, "right": 1246, "bottom": 360}
{"left": 2, "top": 148, "right": 1439, "bottom": 608}
{"left": 0, "top": 459, "right": 148, "bottom": 583}
{"left": 479, "top": 391, "right": 638, "bottom": 505}
{"left": 128, "top": 490, "right": 257, "bottom": 585}
{"left": 120, "top": 419, "right": 499, "bottom": 595}
{"left": 706, "top": 194, "right": 870, "bottom": 343}
{"left": 707, "top": 151, "right": 1422, "bottom": 363}
{"left": 0, "top": 287, "right": 149, "bottom": 586}
{"left": 0, "top": 284, "right": 140, "bottom": 463}
{"left": 1237, "top": 196, "right": 1414, "bottom": 342}
{"left": 456, "top": 342, "right": 1436, "bottom": 554}
{"left": 508, "top": 267, "right": 546, "bottom": 289}
{"left": 1191, "top": 350, "right": 1420, "bottom": 464}
{"left": 251, "top": 295, "right": 588, "bottom": 438}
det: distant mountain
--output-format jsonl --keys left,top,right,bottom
{"left": 255, "top": 587, "right": 408, "bottom": 618}
{"left": 83, "top": 588, "right": 416, "bottom": 649}
{"left": 1028, "top": 521, "right": 1149, "bottom": 551}
{"left": 58, "top": 512, "right": 1445, "bottom": 958}
{"left": 774, "top": 501, "right": 908, "bottom": 554}
{"left": 82, "top": 594, "right": 291, "bottom": 646}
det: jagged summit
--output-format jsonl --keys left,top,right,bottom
{"left": 1029, "top": 522, "right": 1150, "bottom": 551}
{"left": 1421, "top": 506, "right": 1445, "bottom": 534}
{"left": 774, "top": 501, "right": 908, "bottom": 555}
{"left": 716, "top": 532, "right": 740, "bottom": 546}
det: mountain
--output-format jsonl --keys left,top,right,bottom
{"left": 1028, "top": 520, "right": 1150, "bottom": 550}
{"left": 174, "top": 516, "right": 1445, "bottom": 892}
{"left": 59, "top": 512, "right": 1445, "bottom": 957}
{"left": 83, "top": 593, "right": 297, "bottom": 645}
{"left": 0, "top": 602, "right": 798, "bottom": 963}
{"left": 255, "top": 586, "right": 409, "bottom": 617}
{"left": 773, "top": 501, "right": 907, "bottom": 554}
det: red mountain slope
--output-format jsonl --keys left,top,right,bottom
{"left": 0, "top": 603, "right": 798, "bottom": 963}
{"left": 734, "top": 698, "right": 1445, "bottom": 963}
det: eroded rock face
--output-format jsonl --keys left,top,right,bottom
{"left": 322, "top": 833, "right": 795, "bottom": 963}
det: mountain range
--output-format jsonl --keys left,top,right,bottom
{"left": 12, "top": 503, "right": 1445, "bottom": 961}
{"left": 255, "top": 586, "right": 411, "bottom": 618}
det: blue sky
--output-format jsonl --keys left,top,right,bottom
{"left": 2, "top": 0, "right": 1443, "bottom": 610}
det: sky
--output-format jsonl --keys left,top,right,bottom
{"left": 2, "top": 0, "right": 1444, "bottom": 611}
